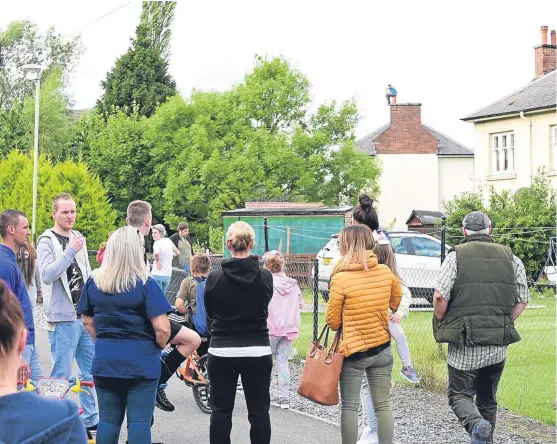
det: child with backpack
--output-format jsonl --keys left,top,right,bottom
{"left": 175, "top": 253, "right": 211, "bottom": 355}
{"left": 155, "top": 254, "right": 210, "bottom": 412}
{"left": 263, "top": 250, "right": 304, "bottom": 409}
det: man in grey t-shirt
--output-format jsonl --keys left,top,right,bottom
{"left": 169, "top": 222, "right": 194, "bottom": 274}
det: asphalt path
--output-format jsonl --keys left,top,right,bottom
{"left": 35, "top": 326, "right": 341, "bottom": 444}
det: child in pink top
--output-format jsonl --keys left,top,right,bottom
{"left": 263, "top": 250, "right": 304, "bottom": 409}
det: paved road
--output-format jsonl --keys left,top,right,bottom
{"left": 35, "top": 326, "right": 340, "bottom": 444}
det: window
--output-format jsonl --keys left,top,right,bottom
{"left": 491, "top": 132, "right": 514, "bottom": 175}
{"left": 390, "top": 237, "right": 408, "bottom": 255}
{"left": 549, "top": 125, "right": 557, "bottom": 170}
{"left": 409, "top": 237, "right": 441, "bottom": 258}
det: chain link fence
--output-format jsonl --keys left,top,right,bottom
{"left": 87, "top": 248, "right": 555, "bottom": 424}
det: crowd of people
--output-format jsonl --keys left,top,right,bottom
{"left": 0, "top": 192, "right": 530, "bottom": 444}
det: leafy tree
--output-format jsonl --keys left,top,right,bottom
{"left": 0, "top": 69, "right": 73, "bottom": 161}
{"left": 85, "top": 110, "right": 154, "bottom": 220}
{"left": 140, "top": 1, "right": 176, "bottom": 61}
{"left": 443, "top": 170, "right": 556, "bottom": 280}
{"left": 0, "top": 151, "right": 116, "bottom": 247}
{"left": 96, "top": 22, "right": 176, "bottom": 118}
{"left": 0, "top": 20, "right": 83, "bottom": 109}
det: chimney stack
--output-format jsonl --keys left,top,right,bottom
{"left": 541, "top": 25, "right": 548, "bottom": 45}
{"left": 534, "top": 25, "right": 556, "bottom": 79}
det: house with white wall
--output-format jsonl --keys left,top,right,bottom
{"left": 357, "top": 103, "right": 474, "bottom": 228}
{"left": 462, "top": 26, "right": 557, "bottom": 197}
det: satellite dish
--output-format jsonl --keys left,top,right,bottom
{"left": 514, "top": 187, "right": 531, "bottom": 198}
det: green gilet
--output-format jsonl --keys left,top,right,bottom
{"left": 433, "top": 234, "right": 521, "bottom": 346}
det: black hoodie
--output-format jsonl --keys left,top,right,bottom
{"left": 205, "top": 256, "right": 273, "bottom": 349}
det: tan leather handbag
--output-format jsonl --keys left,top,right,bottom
{"left": 297, "top": 326, "right": 344, "bottom": 406}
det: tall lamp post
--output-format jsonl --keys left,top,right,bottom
{"left": 22, "top": 64, "right": 42, "bottom": 242}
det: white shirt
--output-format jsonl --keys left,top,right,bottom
{"left": 151, "top": 238, "right": 174, "bottom": 277}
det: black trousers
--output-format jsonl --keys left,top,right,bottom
{"left": 208, "top": 354, "right": 272, "bottom": 444}
{"left": 448, "top": 360, "right": 505, "bottom": 442}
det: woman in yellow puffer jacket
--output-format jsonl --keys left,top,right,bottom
{"left": 325, "top": 225, "right": 402, "bottom": 444}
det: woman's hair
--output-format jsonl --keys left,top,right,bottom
{"left": 92, "top": 226, "right": 148, "bottom": 294}
{"left": 337, "top": 225, "right": 375, "bottom": 271}
{"left": 263, "top": 250, "right": 285, "bottom": 273}
{"left": 352, "top": 194, "right": 380, "bottom": 232}
{"left": 373, "top": 241, "right": 401, "bottom": 281}
{"left": 16, "top": 242, "right": 36, "bottom": 287}
{"left": 191, "top": 254, "right": 210, "bottom": 274}
{"left": 226, "top": 221, "right": 255, "bottom": 252}
{"left": 0, "top": 280, "right": 24, "bottom": 357}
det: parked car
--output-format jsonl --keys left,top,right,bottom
{"left": 315, "top": 230, "right": 450, "bottom": 304}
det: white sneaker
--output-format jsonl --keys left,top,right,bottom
{"left": 280, "top": 403, "right": 290, "bottom": 409}
{"left": 357, "top": 427, "right": 379, "bottom": 444}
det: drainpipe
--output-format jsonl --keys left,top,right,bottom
{"left": 519, "top": 111, "right": 533, "bottom": 184}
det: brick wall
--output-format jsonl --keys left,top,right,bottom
{"left": 375, "top": 104, "right": 438, "bottom": 154}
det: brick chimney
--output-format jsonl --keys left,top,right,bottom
{"left": 375, "top": 103, "right": 438, "bottom": 154}
{"left": 535, "top": 25, "right": 556, "bottom": 78}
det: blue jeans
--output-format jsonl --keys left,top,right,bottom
{"left": 152, "top": 275, "right": 170, "bottom": 295}
{"left": 94, "top": 377, "right": 158, "bottom": 444}
{"left": 48, "top": 318, "right": 98, "bottom": 427}
{"left": 23, "top": 344, "right": 44, "bottom": 380}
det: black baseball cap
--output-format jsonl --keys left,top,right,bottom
{"left": 462, "top": 211, "right": 491, "bottom": 231}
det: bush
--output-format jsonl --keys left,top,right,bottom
{"left": 443, "top": 170, "right": 556, "bottom": 280}
{"left": 0, "top": 151, "right": 117, "bottom": 247}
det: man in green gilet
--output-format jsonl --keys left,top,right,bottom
{"left": 433, "top": 211, "right": 529, "bottom": 444}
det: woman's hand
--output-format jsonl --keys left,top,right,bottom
{"left": 389, "top": 313, "right": 402, "bottom": 324}
{"left": 155, "top": 260, "right": 162, "bottom": 270}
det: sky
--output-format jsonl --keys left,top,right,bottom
{"left": 1, "top": 0, "right": 556, "bottom": 149}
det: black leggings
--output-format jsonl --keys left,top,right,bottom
{"left": 208, "top": 354, "right": 272, "bottom": 444}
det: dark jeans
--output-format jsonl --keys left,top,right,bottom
{"left": 94, "top": 376, "right": 158, "bottom": 444}
{"left": 448, "top": 360, "right": 505, "bottom": 441}
{"left": 208, "top": 354, "right": 272, "bottom": 444}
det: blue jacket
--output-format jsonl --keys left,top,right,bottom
{"left": 0, "top": 392, "right": 88, "bottom": 443}
{"left": 0, "top": 244, "right": 35, "bottom": 344}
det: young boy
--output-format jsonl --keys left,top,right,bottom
{"left": 175, "top": 253, "right": 211, "bottom": 356}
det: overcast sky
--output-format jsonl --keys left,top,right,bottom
{"left": 1, "top": 0, "right": 556, "bottom": 148}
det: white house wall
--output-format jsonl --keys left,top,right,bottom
{"left": 376, "top": 154, "right": 439, "bottom": 229}
{"left": 438, "top": 157, "right": 475, "bottom": 211}
{"left": 472, "top": 111, "right": 557, "bottom": 201}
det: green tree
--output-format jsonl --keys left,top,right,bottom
{"left": 86, "top": 110, "right": 154, "bottom": 220}
{"left": 140, "top": 1, "right": 176, "bottom": 61}
{"left": 0, "top": 20, "right": 83, "bottom": 109}
{"left": 443, "top": 170, "right": 556, "bottom": 279}
{"left": 0, "top": 69, "right": 73, "bottom": 161}
{"left": 96, "top": 22, "right": 176, "bottom": 118}
{"left": 0, "top": 151, "right": 116, "bottom": 247}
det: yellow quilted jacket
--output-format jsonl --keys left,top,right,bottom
{"left": 325, "top": 251, "right": 402, "bottom": 357}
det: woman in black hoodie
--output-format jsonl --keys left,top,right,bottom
{"left": 205, "top": 221, "right": 273, "bottom": 444}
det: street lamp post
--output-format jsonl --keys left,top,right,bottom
{"left": 22, "top": 64, "right": 42, "bottom": 242}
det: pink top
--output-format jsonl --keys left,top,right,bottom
{"left": 267, "top": 272, "right": 304, "bottom": 340}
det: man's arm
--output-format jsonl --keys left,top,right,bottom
{"left": 512, "top": 256, "right": 530, "bottom": 321}
{"left": 433, "top": 252, "right": 457, "bottom": 322}
{"left": 434, "top": 291, "right": 449, "bottom": 321}
{"left": 37, "top": 237, "right": 76, "bottom": 285}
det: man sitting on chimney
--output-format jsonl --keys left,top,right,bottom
{"left": 386, "top": 84, "right": 397, "bottom": 104}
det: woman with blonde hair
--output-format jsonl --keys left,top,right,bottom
{"left": 205, "top": 221, "right": 274, "bottom": 444}
{"left": 326, "top": 225, "right": 402, "bottom": 444}
{"left": 77, "top": 226, "right": 172, "bottom": 444}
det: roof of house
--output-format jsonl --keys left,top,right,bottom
{"left": 406, "top": 210, "right": 445, "bottom": 225}
{"left": 462, "top": 70, "right": 557, "bottom": 121}
{"left": 356, "top": 124, "right": 473, "bottom": 156}
{"left": 68, "top": 109, "right": 90, "bottom": 120}
{"left": 222, "top": 206, "right": 353, "bottom": 217}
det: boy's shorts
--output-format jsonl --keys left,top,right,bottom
{"left": 168, "top": 319, "right": 183, "bottom": 343}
